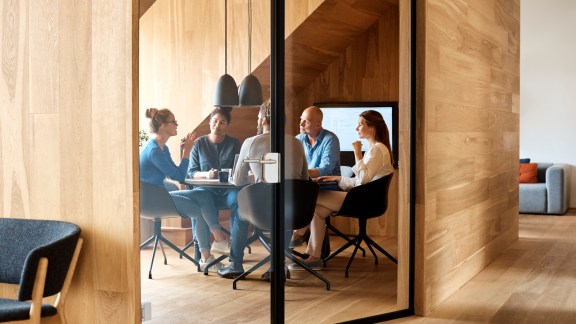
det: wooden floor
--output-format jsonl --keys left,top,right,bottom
{"left": 141, "top": 235, "right": 400, "bottom": 323}
{"left": 390, "top": 210, "right": 576, "bottom": 324}
{"left": 141, "top": 211, "right": 576, "bottom": 323}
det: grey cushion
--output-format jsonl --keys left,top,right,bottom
{"left": 0, "top": 299, "right": 56, "bottom": 321}
{"left": 519, "top": 183, "right": 547, "bottom": 214}
{"left": 519, "top": 163, "right": 571, "bottom": 215}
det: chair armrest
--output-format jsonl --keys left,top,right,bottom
{"left": 545, "top": 164, "right": 571, "bottom": 214}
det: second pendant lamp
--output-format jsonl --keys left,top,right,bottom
{"left": 213, "top": 0, "right": 239, "bottom": 107}
{"left": 238, "top": 0, "right": 263, "bottom": 106}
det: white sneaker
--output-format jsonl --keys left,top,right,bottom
{"left": 199, "top": 255, "right": 224, "bottom": 272}
{"left": 211, "top": 240, "right": 230, "bottom": 255}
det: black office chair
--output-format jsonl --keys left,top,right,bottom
{"left": 0, "top": 218, "right": 83, "bottom": 324}
{"left": 323, "top": 173, "right": 397, "bottom": 277}
{"left": 139, "top": 181, "right": 200, "bottom": 279}
{"left": 233, "top": 179, "right": 330, "bottom": 290}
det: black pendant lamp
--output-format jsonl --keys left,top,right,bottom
{"left": 213, "top": 0, "right": 239, "bottom": 107}
{"left": 238, "top": 0, "right": 263, "bottom": 106}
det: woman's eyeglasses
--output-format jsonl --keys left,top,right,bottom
{"left": 166, "top": 120, "right": 178, "bottom": 126}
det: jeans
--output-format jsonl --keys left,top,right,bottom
{"left": 229, "top": 204, "right": 249, "bottom": 265}
{"left": 169, "top": 190, "right": 211, "bottom": 253}
{"left": 188, "top": 187, "right": 240, "bottom": 253}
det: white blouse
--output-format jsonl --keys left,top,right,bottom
{"left": 338, "top": 142, "right": 394, "bottom": 191}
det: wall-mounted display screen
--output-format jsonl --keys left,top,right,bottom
{"left": 316, "top": 102, "right": 399, "bottom": 168}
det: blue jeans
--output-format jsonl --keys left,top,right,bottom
{"left": 187, "top": 187, "right": 240, "bottom": 253}
{"left": 229, "top": 203, "right": 249, "bottom": 265}
{"left": 169, "top": 190, "right": 211, "bottom": 253}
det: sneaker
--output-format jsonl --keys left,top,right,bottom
{"left": 287, "top": 259, "right": 323, "bottom": 271}
{"left": 199, "top": 255, "right": 224, "bottom": 273}
{"left": 217, "top": 262, "right": 245, "bottom": 279}
{"left": 211, "top": 240, "right": 230, "bottom": 255}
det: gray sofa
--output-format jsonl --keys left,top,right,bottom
{"left": 519, "top": 163, "right": 571, "bottom": 214}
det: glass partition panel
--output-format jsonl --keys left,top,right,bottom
{"left": 281, "top": 0, "right": 412, "bottom": 322}
{"left": 138, "top": 0, "right": 411, "bottom": 322}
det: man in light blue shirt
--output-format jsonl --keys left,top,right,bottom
{"left": 291, "top": 106, "right": 341, "bottom": 248}
{"left": 296, "top": 106, "right": 341, "bottom": 179}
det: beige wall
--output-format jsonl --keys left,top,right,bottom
{"left": 415, "top": 0, "right": 520, "bottom": 314}
{"left": 0, "top": 1, "right": 139, "bottom": 323}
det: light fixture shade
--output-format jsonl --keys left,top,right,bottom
{"left": 238, "top": 74, "right": 263, "bottom": 106}
{"left": 213, "top": 73, "right": 239, "bottom": 107}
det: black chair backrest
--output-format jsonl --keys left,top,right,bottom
{"left": 337, "top": 173, "right": 393, "bottom": 219}
{"left": 0, "top": 218, "right": 80, "bottom": 301}
{"left": 237, "top": 179, "right": 319, "bottom": 231}
{"left": 140, "top": 180, "right": 182, "bottom": 219}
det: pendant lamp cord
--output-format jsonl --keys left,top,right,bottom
{"left": 225, "top": 0, "right": 228, "bottom": 74}
{"left": 248, "top": 0, "right": 252, "bottom": 73}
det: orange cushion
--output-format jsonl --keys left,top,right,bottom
{"left": 519, "top": 163, "right": 538, "bottom": 183}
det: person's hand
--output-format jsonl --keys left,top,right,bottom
{"left": 314, "top": 175, "right": 341, "bottom": 183}
{"left": 180, "top": 131, "right": 196, "bottom": 152}
{"left": 352, "top": 140, "right": 363, "bottom": 153}
{"left": 207, "top": 168, "right": 219, "bottom": 179}
{"left": 352, "top": 140, "right": 363, "bottom": 162}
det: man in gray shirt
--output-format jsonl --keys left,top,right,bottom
{"left": 218, "top": 99, "right": 308, "bottom": 279}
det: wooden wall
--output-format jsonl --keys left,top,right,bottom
{"left": 0, "top": 1, "right": 139, "bottom": 323}
{"left": 415, "top": 0, "right": 520, "bottom": 315}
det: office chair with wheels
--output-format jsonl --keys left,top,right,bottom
{"left": 0, "top": 218, "right": 83, "bottom": 324}
{"left": 318, "top": 165, "right": 366, "bottom": 260}
{"left": 323, "top": 173, "right": 397, "bottom": 277}
{"left": 139, "top": 181, "right": 200, "bottom": 279}
{"left": 232, "top": 179, "right": 330, "bottom": 290}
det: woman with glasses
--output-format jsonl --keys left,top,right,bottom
{"left": 139, "top": 107, "right": 228, "bottom": 270}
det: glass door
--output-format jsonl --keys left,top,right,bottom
{"left": 138, "top": 0, "right": 413, "bottom": 322}
{"left": 276, "top": 0, "right": 414, "bottom": 322}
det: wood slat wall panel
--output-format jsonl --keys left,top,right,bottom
{"left": 28, "top": 1, "right": 58, "bottom": 115}
{"left": 397, "top": 2, "right": 411, "bottom": 307}
{"left": 58, "top": 0, "right": 96, "bottom": 317}
{"left": 0, "top": 0, "right": 138, "bottom": 322}
{"left": 30, "top": 114, "right": 60, "bottom": 217}
{"left": 415, "top": 0, "right": 519, "bottom": 315}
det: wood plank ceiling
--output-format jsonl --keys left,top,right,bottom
{"left": 253, "top": 0, "right": 398, "bottom": 101}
